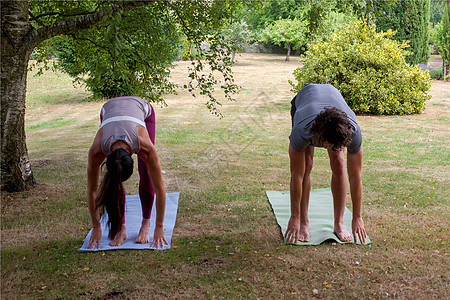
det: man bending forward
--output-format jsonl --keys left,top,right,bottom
{"left": 285, "top": 83, "right": 367, "bottom": 244}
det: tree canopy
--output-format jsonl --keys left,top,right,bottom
{"left": 430, "top": 0, "right": 446, "bottom": 25}
{"left": 261, "top": 18, "right": 307, "bottom": 61}
{"left": 376, "top": 0, "right": 431, "bottom": 65}
{"left": 245, "top": 0, "right": 397, "bottom": 33}
{"left": 29, "top": 0, "right": 256, "bottom": 112}
{"left": 221, "top": 21, "right": 254, "bottom": 63}
{"left": 435, "top": 2, "right": 450, "bottom": 79}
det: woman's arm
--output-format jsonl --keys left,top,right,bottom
{"left": 86, "top": 129, "right": 105, "bottom": 249}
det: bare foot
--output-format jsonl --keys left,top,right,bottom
{"left": 109, "top": 224, "right": 128, "bottom": 246}
{"left": 136, "top": 219, "right": 150, "bottom": 244}
{"left": 334, "top": 223, "right": 352, "bottom": 242}
{"left": 299, "top": 223, "right": 310, "bottom": 242}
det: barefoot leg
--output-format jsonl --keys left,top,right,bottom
{"left": 328, "top": 148, "right": 353, "bottom": 242}
{"left": 298, "top": 223, "right": 310, "bottom": 242}
{"left": 137, "top": 110, "right": 155, "bottom": 236}
{"left": 334, "top": 224, "right": 352, "bottom": 242}
{"left": 299, "top": 146, "right": 314, "bottom": 242}
{"left": 136, "top": 218, "right": 151, "bottom": 244}
{"left": 109, "top": 224, "right": 128, "bottom": 246}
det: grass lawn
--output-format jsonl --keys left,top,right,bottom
{"left": 1, "top": 53, "right": 449, "bottom": 299}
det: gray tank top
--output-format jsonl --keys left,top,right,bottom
{"left": 100, "top": 96, "right": 152, "bottom": 156}
{"left": 290, "top": 84, "right": 362, "bottom": 153}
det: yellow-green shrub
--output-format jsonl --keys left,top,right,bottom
{"left": 290, "top": 20, "right": 432, "bottom": 115}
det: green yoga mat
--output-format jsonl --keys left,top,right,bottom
{"left": 266, "top": 188, "right": 371, "bottom": 245}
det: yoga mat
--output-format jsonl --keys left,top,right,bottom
{"left": 266, "top": 188, "right": 371, "bottom": 245}
{"left": 79, "top": 192, "right": 179, "bottom": 252}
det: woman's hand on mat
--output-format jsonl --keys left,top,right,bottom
{"left": 352, "top": 217, "right": 366, "bottom": 244}
{"left": 87, "top": 227, "right": 102, "bottom": 250}
{"left": 151, "top": 225, "right": 169, "bottom": 249}
{"left": 285, "top": 217, "right": 301, "bottom": 244}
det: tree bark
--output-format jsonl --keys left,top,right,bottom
{"left": 1, "top": 1, "right": 36, "bottom": 191}
{"left": 285, "top": 42, "right": 291, "bottom": 61}
{"left": 1, "top": 0, "right": 155, "bottom": 192}
{"left": 447, "top": 0, "right": 450, "bottom": 81}
{"left": 445, "top": 61, "right": 449, "bottom": 81}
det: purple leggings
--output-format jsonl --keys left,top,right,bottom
{"left": 121, "top": 106, "right": 155, "bottom": 223}
{"left": 138, "top": 107, "right": 156, "bottom": 220}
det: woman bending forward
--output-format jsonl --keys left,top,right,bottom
{"left": 86, "top": 96, "right": 167, "bottom": 250}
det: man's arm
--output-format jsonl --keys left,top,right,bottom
{"left": 347, "top": 148, "right": 367, "bottom": 244}
{"left": 285, "top": 143, "right": 305, "bottom": 243}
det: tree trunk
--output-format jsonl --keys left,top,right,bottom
{"left": 285, "top": 42, "right": 291, "bottom": 62}
{"left": 232, "top": 51, "right": 236, "bottom": 63}
{"left": 445, "top": 61, "right": 450, "bottom": 82}
{"left": 1, "top": 1, "right": 36, "bottom": 191}
{"left": 447, "top": 0, "right": 450, "bottom": 81}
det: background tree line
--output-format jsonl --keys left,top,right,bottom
{"left": 29, "top": 0, "right": 450, "bottom": 97}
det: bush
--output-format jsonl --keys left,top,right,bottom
{"left": 429, "top": 68, "right": 444, "bottom": 80}
{"left": 290, "top": 20, "right": 432, "bottom": 115}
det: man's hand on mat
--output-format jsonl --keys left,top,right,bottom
{"left": 87, "top": 227, "right": 102, "bottom": 250}
{"left": 352, "top": 217, "right": 367, "bottom": 244}
{"left": 151, "top": 225, "right": 168, "bottom": 249}
{"left": 285, "top": 217, "right": 300, "bottom": 243}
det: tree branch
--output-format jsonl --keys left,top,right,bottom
{"left": 28, "top": 9, "right": 46, "bottom": 27}
{"left": 68, "top": 33, "right": 110, "bottom": 53}
{"left": 167, "top": 1, "right": 196, "bottom": 39}
{"left": 29, "top": 1, "right": 159, "bottom": 48}
{"left": 31, "top": 10, "right": 97, "bottom": 21}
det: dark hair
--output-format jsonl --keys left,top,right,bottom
{"left": 96, "top": 148, "right": 133, "bottom": 239}
{"left": 309, "top": 107, "right": 354, "bottom": 151}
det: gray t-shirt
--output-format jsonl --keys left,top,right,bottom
{"left": 289, "top": 84, "right": 362, "bottom": 153}
{"left": 100, "top": 96, "right": 152, "bottom": 156}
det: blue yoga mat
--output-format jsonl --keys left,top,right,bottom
{"left": 79, "top": 192, "right": 179, "bottom": 252}
{"left": 266, "top": 188, "right": 371, "bottom": 245}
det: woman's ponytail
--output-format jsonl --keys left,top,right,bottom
{"left": 96, "top": 148, "right": 134, "bottom": 239}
